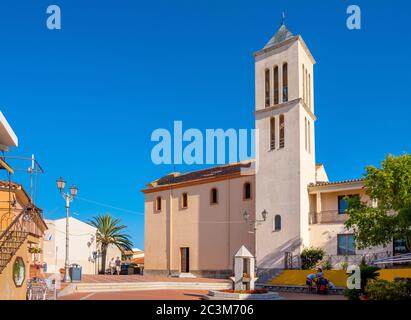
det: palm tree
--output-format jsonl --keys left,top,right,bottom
{"left": 89, "top": 214, "right": 133, "bottom": 274}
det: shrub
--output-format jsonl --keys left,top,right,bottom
{"left": 365, "top": 280, "right": 409, "bottom": 300}
{"left": 322, "top": 259, "right": 333, "bottom": 270}
{"left": 315, "top": 257, "right": 332, "bottom": 270}
{"left": 300, "top": 247, "right": 325, "bottom": 270}
{"left": 359, "top": 266, "right": 380, "bottom": 291}
{"left": 340, "top": 262, "right": 348, "bottom": 271}
{"left": 344, "top": 288, "right": 361, "bottom": 300}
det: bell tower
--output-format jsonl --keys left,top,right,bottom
{"left": 254, "top": 20, "right": 316, "bottom": 269}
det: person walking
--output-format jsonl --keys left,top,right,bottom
{"left": 115, "top": 256, "right": 121, "bottom": 275}
{"left": 109, "top": 257, "right": 115, "bottom": 275}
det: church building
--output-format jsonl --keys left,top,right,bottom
{"left": 142, "top": 22, "right": 392, "bottom": 278}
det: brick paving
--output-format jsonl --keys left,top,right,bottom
{"left": 48, "top": 273, "right": 230, "bottom": 284}
{"left": 59, "top": 289, "right": 208, "bottom": 300}
{"left": 59, "top": 289, "right": 346, "bottom": 300}
{"left": 279, "top": 292, "right": 346, "bottom": 300}
{"left": 55, "top": 274, "right": 346, "bottom": 300}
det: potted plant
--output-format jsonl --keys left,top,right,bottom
{"left": 28, "top": 247, "right": 42, "bottom": 254}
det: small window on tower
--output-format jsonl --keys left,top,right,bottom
{"left": 305, "top": 69, "right": 308, "bottom": 105}
{"left": 244, "top": 182, "right": 251, "bottom": 200}
{"left": 181, "top": 193, "right": 188, "bottom": 209}
{"left": 302, "top": 64, "right": 305, "bottom": 103}
{"left": 265, "top": 69, "right": 270, "bottom": 107}
{"left": 155, "top": 196, "right": 162, "bottom": 212}
{"left": 210, "top": 188, "right": 218, "bottom": 204}
{"left": 273, "top": 66, "right": 279, "bottom": 105}
{"left": 274, "top": 215, "right": 281, "bottom": 231}
{"left": 270, "top": 117, "right": 276, "bottom": 150}
{"left": 279, "top": 114, "right": 285, "bottom": 149}
{"left": 304, "top": 117, "right": 307, "bottom": 151}
{"left": 308, "top": 120, "right": 311, "bottom": 153}
{"left": 282, "top": 63, "right": 288, "bottom": 102}
{"left": 308, "top": 73, "right": 311, "bottom": 109}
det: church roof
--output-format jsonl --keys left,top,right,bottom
{"left": 155, "top": 161, "right": 253, "bottom": 186}
{"left": 142, "top": 160, "right": 255, "bottom": 192}
{"left": 264, "top": 23, "right": 294, "bottom": 49}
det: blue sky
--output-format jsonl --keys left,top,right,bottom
{"left": 0, "top": 0, "right": 410, "bottom": 249}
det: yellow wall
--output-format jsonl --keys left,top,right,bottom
{"left": 0, "top": 189, "right": 15, "bottom": 230}
{"left": 0, "top": 238, "right": 30, "bottom": 300}
{"left": 271, "top": 269, "right": 411, "bottom": 288}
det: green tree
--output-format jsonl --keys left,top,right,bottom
{"left": 345, "top": 154, "right": 411, "bottom": 250}
{"left": 89, "top": 214, "right": 133, "bottom": 274}
{"left": 300, "top": 247, "right": 325, "bottom": 270}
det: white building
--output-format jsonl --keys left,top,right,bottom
{"left": 43, "top": 217, "right": 122, "bottom": 275}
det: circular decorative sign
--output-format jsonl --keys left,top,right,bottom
{"left": 12, "top": 257, "right": 25, "bottom": 287}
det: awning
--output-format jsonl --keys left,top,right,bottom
{"left": 0, "top": 158, "right": 14, "bottom": 174}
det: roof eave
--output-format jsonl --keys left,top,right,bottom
{"left": 308, "top": 180, "right": 365, "bottom": 194}
{"left": 254, "top": 35, "right": 316, "bottom": 65}
{"left": 0, "top": 111, "right": 18, "bottom": 149}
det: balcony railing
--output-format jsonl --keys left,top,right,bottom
{"left": 309, "top": 210, "right": 348, "bottom": 224}
{"left": 0, "top": 204, "right": 45, "bottom": 240}
{"left": 325, "top": 251, "right": 392, "bottom": 268}
{"left": 287, "top": 251, "right": 392, "bottom": 269}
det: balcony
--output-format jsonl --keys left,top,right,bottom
{"left": 309, "top": 210, "right": 348, "bottom": 224}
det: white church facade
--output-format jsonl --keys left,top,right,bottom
{"left": 142, "top": 22, "right": 393, "bottom": 278}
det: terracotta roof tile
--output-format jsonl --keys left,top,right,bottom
{"left": 152, "top": 161, "right": 254, "bottom": 187}
{"left": 0, "top": 180, "right": 20, "bottom": 189}
{"left": 129, "top": 257, "right": 144, "bottom": 265}
{"left": 309, "top": 178, "right": 364, "bottom": 187}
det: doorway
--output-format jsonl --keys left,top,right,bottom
{"left": 180, "top": 247, "right": 190, "bottom": 273}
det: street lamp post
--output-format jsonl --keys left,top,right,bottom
{"left": 243, "top": 209, "right": 268, "bottom": 273}
{"left": 56, "top": 177, "right": 78, "bottom": 282}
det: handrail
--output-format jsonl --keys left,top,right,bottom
{"left": 0, "top": 207, "right": 26, "bottom": 245}
{"left": 0, "top": 203, "right": 42, "bottom": 245}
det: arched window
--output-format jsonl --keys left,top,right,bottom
{"left": 282, "top": 63, "right": 288, "bottom": 102}
{"left": 274, "top": 215, "right": 281, "bottom": 231}
{"left": 181, "top": 193, "right": 188, "bottom": 209}
{"left": 244, "top": 182, "right": 251, "bottom": 200}
{"left": 210, "top": 188, "right": 218, "bottom": 204}
{"left": 155, "top": 196, "right": 162, "bottom": 212}
{"left": 265, "top": 69, "right": 270, "bottom": 107}
{"left": 270, "top": 117, "right": 276, "bottom": 150}
{"left": 273, "top": 66, "right": 279, "bottom": 105}
{"left": 279, "top": 114, "right": 285, "bottom": 148}
{"left": 302, "top": 64, "right": 305, "bottom": 103}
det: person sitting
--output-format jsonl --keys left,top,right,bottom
{"left": 317, "top": 276, "right": 329, "bottom": 294}
{"left": 306, "top": 273, "right": 317, "bottom": 293}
